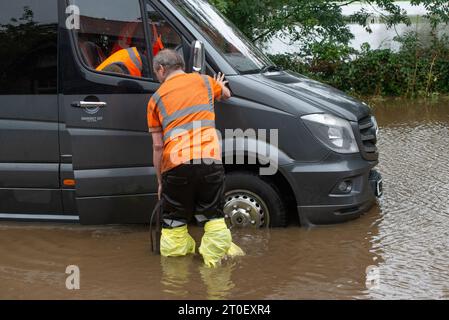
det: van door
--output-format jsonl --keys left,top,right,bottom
{"left": 60, "top": 0, "right": 187, "bottom": 224}
{"left": 0, "top": 0, "right": 65, "bottom": 220}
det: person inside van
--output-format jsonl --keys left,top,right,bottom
{"left": 147, "top": 49, "right": 244, "bottom": 267}
{"left": 111, "top": 23, "right": 140, "bottom": 54}
{"left": 96, "top": 46, "right": 148, "bottom": 78}
{"left": 95, "top": 23, "right": 166, "bottom": 78}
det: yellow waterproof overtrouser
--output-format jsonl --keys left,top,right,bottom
{"left": 160, "top": 225, "right": 196, "bottom": 257}
{"left": 199, "top": 218, "right": 245, "bottom": 268}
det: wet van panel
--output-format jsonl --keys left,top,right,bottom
{"left": 0, "top": 0, "right": 64, "bottom": 218}
{"left": 61, "top": 93, "right": 156, "bottom": 196}
{"left": 60, "top": 0, "right": 171, "bottom": 224}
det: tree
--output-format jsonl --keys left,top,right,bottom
{"left": 411, "top": 0, "right": 449, "bottom": 28}
{"left": 210, "top": 0, "right": 448, "bottom": 51}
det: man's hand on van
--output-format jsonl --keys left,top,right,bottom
{"left": 214, "top": 72, "right": 231, "bottom": 100}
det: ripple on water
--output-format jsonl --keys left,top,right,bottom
{"left": 372, "top": 108, "right": 449, "bottom": 299}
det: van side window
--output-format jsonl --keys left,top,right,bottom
{"left": 70, "top": 0, "right": 150, "bottom": 79}
{"left": 146, "top": 2, "right": 183, "bottom": 71}
{"left": 0, "top": 0, "right": 57, "bottom": 94}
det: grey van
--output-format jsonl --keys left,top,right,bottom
{"left": 0, "top": 0, "right": 382, "bottom": 227}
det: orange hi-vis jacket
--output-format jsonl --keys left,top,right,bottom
{"left": 147, "top": 73, "right": 223, "bottom": 173}
{"left": 96, "top": 47, "right": 142, "bottom": 77}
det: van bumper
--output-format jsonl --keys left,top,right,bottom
{"left": 297, "top": 200, "right": 375, "bottom": 226}
{"left": 280, "top": 153, "right": 380, "bottom": 227}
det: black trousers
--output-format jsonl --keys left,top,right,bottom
{"left": 161, "top": 161, "right": 225, "bottom": 226}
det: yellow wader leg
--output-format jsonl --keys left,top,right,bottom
{"left": 199, "top": 218, "right": 245, "bottom": 268}
{"left": 160, "top": 225, "right": 196, "bottom": 257}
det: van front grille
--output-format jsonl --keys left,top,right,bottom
{"left": 358, "top": 116, "right": 378, "bottom": 161}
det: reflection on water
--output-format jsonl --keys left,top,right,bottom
{"left": 1, "top": 98, "right": 449, "bottom": 299}
{"left": 199, "top": 262, "right": 236, "bottom": 300}
{"left": 160, "top": 255, "right": 236, "bottom": 300}
{"left": 160, "top": 256, "right": 194, "bottom": 298}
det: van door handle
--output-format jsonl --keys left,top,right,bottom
{"left": 71, "top": 101, "right": 107, "bottom": 108}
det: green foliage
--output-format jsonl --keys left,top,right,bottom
{"left": 410, "top": 0, "right": 449, "bottom": 28}
{"left": 270, "top": 33, "right": 449, "bottom": 97}
{"left": 210, "top": 0, "right": 447, "bottom": 50}
{"left": 209, "top": 0, "right": 449, "bottom": 97}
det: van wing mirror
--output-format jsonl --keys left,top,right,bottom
{"left": 191, "top": 40, "right": 205, "bottom": 74}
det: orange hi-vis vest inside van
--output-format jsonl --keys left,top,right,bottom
{"left": 96, "top": 47, "right": 142, "bottom": 77}
{"left": 147, "top": 73, "right": 223, "bottom": 173}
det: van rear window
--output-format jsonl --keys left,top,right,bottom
{"left": 0, "top": 0, "right": 57, "bottom": 95}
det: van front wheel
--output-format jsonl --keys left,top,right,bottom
{"left": 223, "top": 172, "right": 287, "bottom": 228}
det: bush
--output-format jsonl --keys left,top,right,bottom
{"left": 269, "top": 32, "right": 449, "bottom": 98}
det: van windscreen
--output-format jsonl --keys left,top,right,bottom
{"left": 172, "top": 0, "right": 274, "bottom": 74}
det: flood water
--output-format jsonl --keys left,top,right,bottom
{"left": 1, "top": 98, "right": 449, "bottom": 300}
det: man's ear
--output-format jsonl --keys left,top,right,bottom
{"left": 160, "top": 65, "right": 167, "bottom": 76}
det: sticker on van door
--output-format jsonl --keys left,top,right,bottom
{"left": 81, "top": 103, "right": 103, "bottom": 122}
{"left": 81, "top": 115, "right": 103, "bottom": 123}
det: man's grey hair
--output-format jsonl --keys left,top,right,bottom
{"left": 153, "top": 49, "right": 185, "bottom": 73}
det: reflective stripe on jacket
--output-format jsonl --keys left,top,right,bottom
{"left": 153, "top": 75, "right": 215, "bottom": 143}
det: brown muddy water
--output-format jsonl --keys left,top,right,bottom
{"left": 1, "top": 99, "right": 449, "bottom": 300}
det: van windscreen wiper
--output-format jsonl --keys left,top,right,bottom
{"left": 260, "top": 65, "right": 283, "bottom": 73}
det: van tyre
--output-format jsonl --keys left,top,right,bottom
{"left": 223, "top": 172, "right": 287, "bottom": 228}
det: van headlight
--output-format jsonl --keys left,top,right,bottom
{"left": 301, "top": 113, "right": 359, "bottom": 154}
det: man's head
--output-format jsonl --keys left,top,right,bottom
{"left": 153, "top": 49, "right": 185, "bottom": 83}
